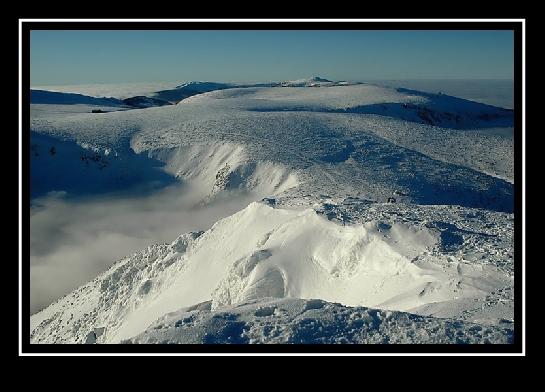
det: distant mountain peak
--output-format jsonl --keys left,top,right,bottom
{"left": 309, "top": 76, "right": 332, "bottom": 82}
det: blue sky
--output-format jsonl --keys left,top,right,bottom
{"left": 30, "top": 30, "right": 514, "bottom": 85}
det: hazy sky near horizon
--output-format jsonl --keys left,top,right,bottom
{"left": 31, "top": 30, "right": 514, "bottom": 85}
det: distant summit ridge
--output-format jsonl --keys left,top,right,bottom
{"left": 278, "top": 76, "right": 336, "bottom": 87}
{"left": 309, "top": 76, "right": 332, "bottom": 82}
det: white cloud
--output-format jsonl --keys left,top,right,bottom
{"left": 30, "top": 182, "right": 256, "bottom": 314}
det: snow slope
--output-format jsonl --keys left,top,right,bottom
{"left": 30, "top": 132, "right": 175, "bottom": 198}
{"left": 29, "top": 80, "right": 515, "bottom": 344}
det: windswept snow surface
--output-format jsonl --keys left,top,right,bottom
{"left": 29, "top": 80, "right": 515, "bottom": 344}
{"left": 123, "top": 298, "right": 513, "bottom": 344}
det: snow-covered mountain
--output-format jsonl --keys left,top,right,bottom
{"left": 29, "top": 80, "right": 515, "bottom": 344}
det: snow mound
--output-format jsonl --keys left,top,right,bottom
{"left": 122, "top": 297, "right": 513, "bottom": 344}
{"left": 210, "top": 206, "right": 437, "bottom": 311}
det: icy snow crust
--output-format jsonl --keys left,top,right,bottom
{"left": 29, "top": 82, "right": 515, "bottom": 344}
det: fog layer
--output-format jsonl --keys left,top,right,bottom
{"left": 30, "top": 182, "right": 257, "bottom": 314}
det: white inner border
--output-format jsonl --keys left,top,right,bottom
{"left": 19, "top": 18, "right": 526, "bottom": 357}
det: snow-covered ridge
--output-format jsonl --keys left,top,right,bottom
{"left": 31, "top": 83, "right": 514, "bottom": 208}
{"left": 31, "top": 77, "right": 354, "bottom": 109}
{"left": 30, "top": 201, "right": 513, "bottom": 344}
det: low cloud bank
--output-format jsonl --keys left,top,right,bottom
{"left": 30, "top": 182, "right": 257, "bottom": 314}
